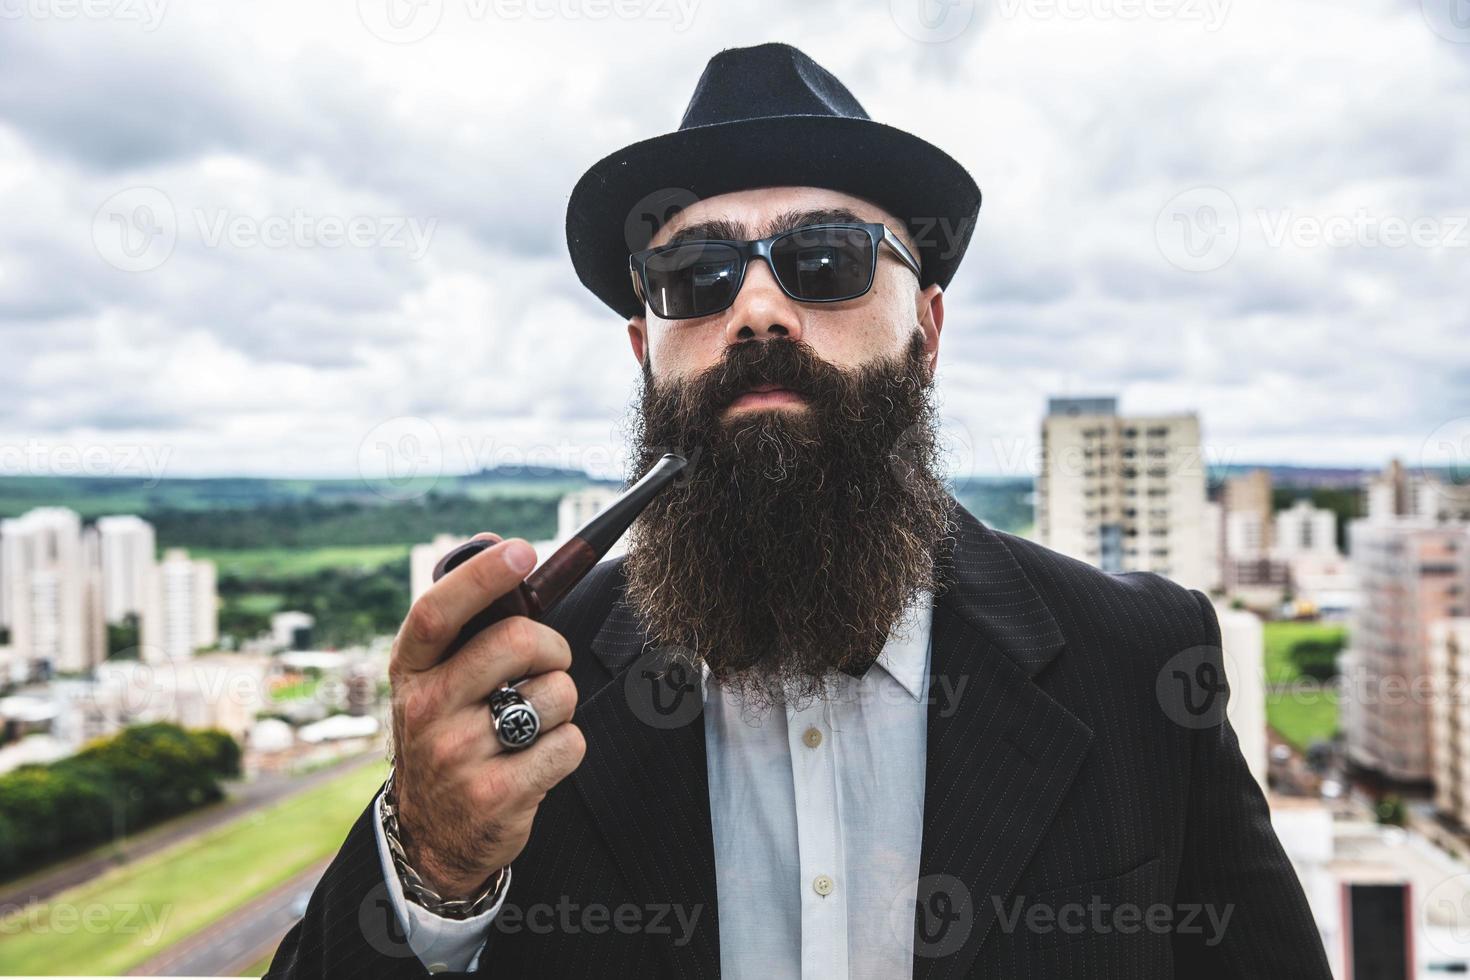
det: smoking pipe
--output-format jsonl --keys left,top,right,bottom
{"left": 430, "top": 453, "right": 687, "bottom": 661}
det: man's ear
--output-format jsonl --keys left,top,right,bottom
{"left": 917, "top": 284, "right": 944, "bottom": 376}
{"left": 627, "top": 316, "right": 648, "bottom": 366}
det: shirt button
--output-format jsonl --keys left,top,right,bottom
{"left": 813, "top": 874, "right": 835, "bottom": 897}
{"left": 803, "top": 726, "right": 823, "bottom": 748}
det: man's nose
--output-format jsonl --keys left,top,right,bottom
{"left": 723, "top": 258, "right": 803, "bottom": 346}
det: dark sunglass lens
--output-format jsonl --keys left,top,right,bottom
{"left": 643, "top": 243, "right": 741, "bottom": 318}
{"left": 770, "top": 227, "right": 875, "bottom": 302}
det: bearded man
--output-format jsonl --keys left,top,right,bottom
{"left": 270, "top": 43, "right": 1330, "bottom": 980}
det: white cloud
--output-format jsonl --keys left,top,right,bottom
{"left": 0, "top": 0, "right": 1466, "bottom": 478}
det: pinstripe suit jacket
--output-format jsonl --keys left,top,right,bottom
{"left": 267, "top": 499, "right": 1331, "bottom": 979}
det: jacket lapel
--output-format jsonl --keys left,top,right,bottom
{"left": 563, "top": 500, "right": 1088, "bottom": 980}
{"left": 570, "top": 597, "right": 721, "bottom": 977}
{"left": 912, "top": 502, "right": 1094, "bottom": 980}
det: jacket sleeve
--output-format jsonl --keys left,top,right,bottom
{"left": 1169, "top": 591, "right": 1333, "bottom": 979}
{"left": 265, "top": 782, "right": 489, "bottom": 979}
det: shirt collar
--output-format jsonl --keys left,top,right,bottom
{"left": 698, "top": 589, "right": 934, "bottom": 704}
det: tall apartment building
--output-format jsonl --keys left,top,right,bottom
{"left": 141, "top": 548, "right": 218, "bottom": 661}
{"left": 555, "top": 486, "right": 630, "bottom": 558}
{"left": 1365, "top": 458, "right": 1470, "bottom": 524}
{"left": 95, "top": 515, "right": 157, "bottom": 623}
{"left": 1275, "top": 499, "right": 1339, "bottom": 559}
{"left": 410, "top": 533, "right": 470, "bottom": 603}
{"left": 408, "top": 486, "right": 629, "bottom": 607}
{"left": 1215, "top": 601, "right": 1268, "bottom": 790}
{"left": 0, "top": 508, "right": 104, "bottom": 674}
{"left": 1429, "top": 619, "right": 1470, "bottom": 827}
{"left": 558, "top": 487, "right": 621, "bottom": 540}
{"left": 1224, "top": 469, "right": 1274, "bottom": 554}
{"left": 1343, "top": 520, "right": 1470, "bottom": 783}
{"left": 1200, "top": 500, "right": 1224, "bottom": 593}
{"left": 1225, "top": 510, "right": 1270, "bottom": 560}
{"left": 1035, "top": 397, "right": 1209, "bottom": 590}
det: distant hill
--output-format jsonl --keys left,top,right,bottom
{"left": 0, "top": 467, "right": 613, "bottom": 520}
{"left": 1207, "top": 464, "right": 1376, "bottom": 488}
{"left": 0, "top": 462, "right": 1408, "bottom": 545}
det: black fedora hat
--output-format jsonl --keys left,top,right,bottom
{"left": 565, "top": 42, "right": 981, "bottom": 321}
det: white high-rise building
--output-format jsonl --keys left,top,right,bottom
{"left": 557, "top": 487, "right": 622, "bottom": 541}
{"left": 1215, "top": 602, "right": 1268, "bottom": 789}
{"left": 141, "top": 548, "right": 218, "bottom": 661}
{"left": 1343, "top": 520, "right": 1470, "bottom": 783}
{"left": 0, "top": 508, "right": 103, "bottom": 674}
{"left": 1430, "top": 619, "right": 1470, "bottom": 827}
{"left": 95, "top": 515, "right": 157, "bottom": 622}
{"left": 1201, "top": 500, "right": 1224, "bottom": 593}
{"left": 1274, "top": 500, "right": 1339, "bottom": 559}
{"left": 1035, "top": 397, "right": 1209, "bottom": 590}
{"left": 1225, "top": 509, "right": 1269, "bottom": 560}
{"left": 1365, "top": 458, "right": 1470, "bottom": 525}
{"left": 410, "top": 534, "right": 471, "bottom": 603}
{"left": 408, "top": 485, "right": 630, "bottom": 608}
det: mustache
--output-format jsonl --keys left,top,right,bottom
{"left": 663, "top": 337, "right": 845, "bottom": 414}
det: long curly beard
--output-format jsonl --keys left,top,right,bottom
{"left": 619, "top": 330, "right": 955, "bottom": 713}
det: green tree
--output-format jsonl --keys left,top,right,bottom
{"left": 106, "top": 613, "right": 141, "bottom": 658}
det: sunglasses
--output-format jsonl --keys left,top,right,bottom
{"left": 629, "top": 222, "right": 922, "bottom": 320}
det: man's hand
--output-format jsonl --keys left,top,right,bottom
{"left": 388, "top": 532, "right": 586, "bottom": 900}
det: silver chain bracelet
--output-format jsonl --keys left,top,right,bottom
{"left": 381, "top": 768, "right": 508, "bottom": 919}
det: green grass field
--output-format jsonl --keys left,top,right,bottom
{"left": 196, "top": 544, "right": 411, "bottom": 579}
{"left": 1268, "top": 688, "right": 1340, "bottom": 751}
{"left": 1262, "top": 620, "right": 1347, "bottom": 685}
{"left": 1261, "top": 620, "right": 1345, "bottom": 749}
{"left": 0, "top": 758, "right": 388, "bottom": 976}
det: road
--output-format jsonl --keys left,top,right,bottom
{"left": 0, "top": 751, "right": 381, "bottom": 913}
{"left": 128, "top": 858, "right": 332, "bottom": 977}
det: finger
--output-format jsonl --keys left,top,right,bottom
{"left": 515, "top": 670, "right": 578, "bottom": 728}
{"left": 419, "top": 670, "right": 577, "bottom": 771}
{"left": 488, "top": 723, "right": 586, "bottom": 801}
{"left": 394, "top": 538, "right": 538, "bottom": 673}
{"left": 471, "top": 531, "right": 502, "bottom": 543}
{"left": 486, "top": 671, "right": 578, "bottom": 752}
{"left": 440, "top": 617, "right": 572, "bottom": 711}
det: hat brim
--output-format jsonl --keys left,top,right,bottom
{"left": 565, "top": 114, "right": 981, "bottom": 321}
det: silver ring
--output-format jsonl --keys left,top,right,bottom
{"left": 488, "top": 686, "right": 540, "bottom": 750}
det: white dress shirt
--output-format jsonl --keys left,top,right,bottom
{"left": 373, "top": 591, "right": 933, "bottom": 977}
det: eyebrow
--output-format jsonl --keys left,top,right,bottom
{"left": 662, "top": 207, "right": 867, "bottom": 246}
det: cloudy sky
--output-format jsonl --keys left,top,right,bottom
{"left": 1, "top": 0, "right": 1466, "bottom": 485}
